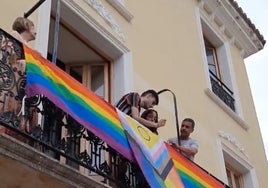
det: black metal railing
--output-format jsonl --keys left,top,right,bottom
{"left": 0, "top": 28, "right": 139, "bottom": 188}
{"left": 209, "top": 70, "right": 235, "bottom": 111}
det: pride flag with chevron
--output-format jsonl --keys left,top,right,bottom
{"left": 24, "top": 44, "right": 227, "bottom": 187}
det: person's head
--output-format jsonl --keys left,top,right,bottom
{"left": 141, "top": 109, "right": 158, "bottom": 123}
{"left": 140, "top": 89, "right": 159, "bottom": 109}
{"left": 180, "top": 118, "right": 195, "bottom": 139}
{"left": 141, "top": 109, "right": 159, "bottom": 135}
{"left": 12, "top": 17, "right": 36, "bottom": 42}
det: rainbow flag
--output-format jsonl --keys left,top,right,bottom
{"left": 24, "top": 44, "right": 227, "bottom": 187}
{"left": 166, "top": 144, "right": 226, "bottom": 188}
{"left": 24, "top": 45, "right": 133, "bottom": 161}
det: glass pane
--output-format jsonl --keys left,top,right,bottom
{"left": 234, "top": 174, "right": 241, "bottom": 188}
{"left": 206, "top": 48, "right": 217, "bottom": 75}
{"left": 208, "top": 65, "right": 217, "bottom": 76}
{"left": 91, "top": 66, "right": 104, "bottom": 98}
{"left": 206, "top": 48, "right": 215, "bottom": 65}
{"left": 70, "top": 66, "right": 83, "bottom": 83}
{"left": 226, "top": 169, "right": 233, "bottom": 188}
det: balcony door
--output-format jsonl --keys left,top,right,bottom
{"left": 66, "top": 64, "right": 109, "bottom": 174}
{"left": 47, "top": 18, "right": 111, "bottom": 172}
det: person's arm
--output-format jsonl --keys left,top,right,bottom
{"left": 130, "top": 106, "right": 166, "bottom": 128}
{"left": 171, "top": 143, "right": 198, "bottom": 156}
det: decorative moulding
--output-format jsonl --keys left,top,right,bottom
{"left": 83, "top": 0, "right": 125, "bottom": 42}
{"left": 106, "top": 0, "right": 134, "bottom": 22}
{"left": 198, "top": 0, "right": 263, "bottom": 58}
{"left": 218, "top": 130, "right": 249, "bottom": 159}
{"left": 65, "top": 0, "right": 129, "bottom": 54}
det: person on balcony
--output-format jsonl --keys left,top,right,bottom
{"left": 168, "top": 118, "right": 198, "bottom": 161}
{"left": 10, "top": 17, "right": 36, "bottom": 44}
{"left": 115, "top": 89, "right": 166, "bottom": 129}
{"left": 0, "top": 17, "right": 37, "bottom": 138}
{"left": 141, "top": 109, "right": 159, "bottom": 135}
{"left": 114, "top": 90, "right": 166, "bottom": 184}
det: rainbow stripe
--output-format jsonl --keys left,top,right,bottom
{"left": 24, "top": 45, "right": 133, "bottom": 161}
{"left": 166, "top": 144, "right": 225, "bottom": 188}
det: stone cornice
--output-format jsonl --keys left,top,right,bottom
{"left": 228, "top": 0, "right": 265, "bottom": 46}
{"left": 106, "top": 0, "right": 134, "bottom": 22}
{"left": 198, "top": 0, "right": 265, "bottom": 58}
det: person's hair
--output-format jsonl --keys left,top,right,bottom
{"left": 182, "top": 118, "right": 195, "bottom": 129}
{"left": 141, "top": 89, "right": 159, "bottom": 105}
{"left": 12, "top": 17, "right": 34, "bottom": 34}
{"left": 141, "top": 109, "right": 158, "bottom": 123}
{"left": 141, "top": 109, "right": 159, "bottom": 135}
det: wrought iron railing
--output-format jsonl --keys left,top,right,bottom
{"left": 0, "top": 28, "right": 141, "bottom": 188}
{"left": 209, "top": 70, "right": 235, "bottom": 111}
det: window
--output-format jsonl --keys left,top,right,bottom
{"left": 219, "top": 142, "right": 258, "bottom": 188}
{"left": 201, "top": 19, "right": 236, "bottom": 112}
{"left": 91, "top": 65, "right": 107, "bottom": 99}
{"left": 226, "top": 165, "right": 243, "bottom": 188}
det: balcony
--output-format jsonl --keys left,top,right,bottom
{"left": 0, "top": 28, "right": 229, "bottom": 188}
{"left": 0, "top": 28, "right": 139, "bottom": 188}
{"left": 209, "top": 70, "right": 235, "bottom": 112}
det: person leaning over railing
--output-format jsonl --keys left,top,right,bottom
{"left": 115, "top": 89, "right": 166, "bottom": 129}
{"left": 114, "top": 89, "right": 166, "bottom": 184}
{"left": 168, "top": 118, "right": 198, "bottom": 161}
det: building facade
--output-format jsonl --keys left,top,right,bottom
{"left": 0, "top": 0, "right": 267, "bottom": 187}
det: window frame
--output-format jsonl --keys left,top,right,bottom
{"left": 203, "top": 36, "right": 236, "bottom": 111}
{"left": 226, "top": 164, "right": 244, "bottom": 188}
{"left": 217, "top": 140, "right": 258, "bottom": 188}
{"left": 204, "top": 38, "right": 222, "bottom": 80}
